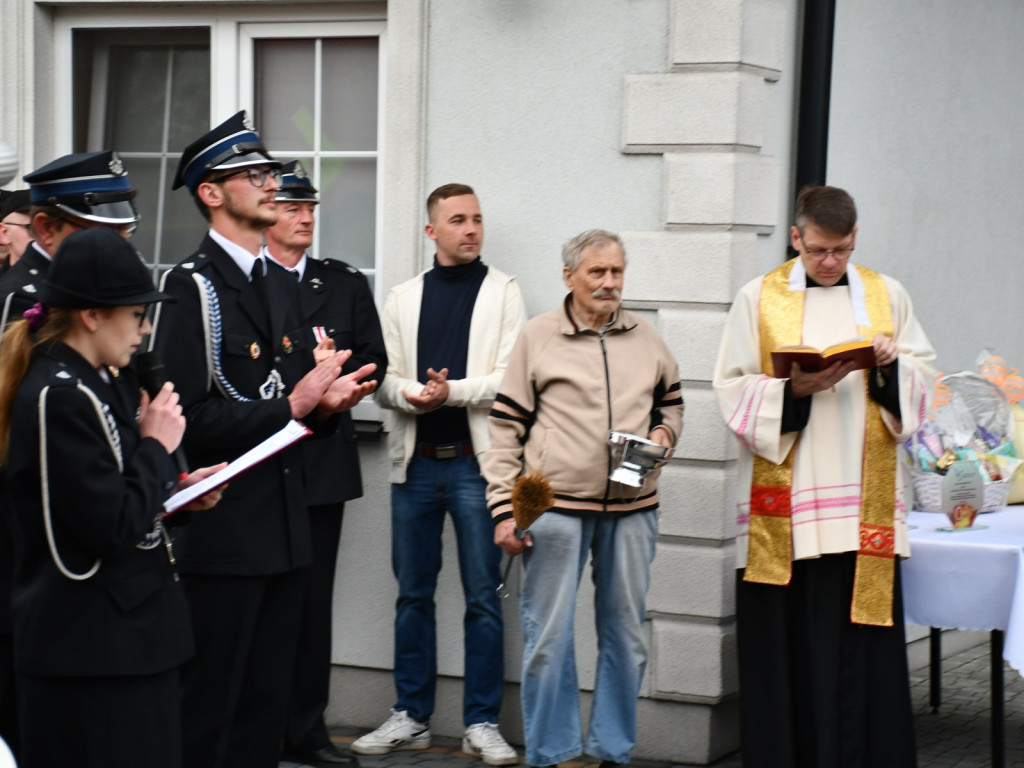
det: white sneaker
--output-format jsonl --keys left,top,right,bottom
{"left": 462, "top": 722, "right": 519, "bottom": 766}
{"left": 351, "top": 709, "right": 431, "bottom": 755}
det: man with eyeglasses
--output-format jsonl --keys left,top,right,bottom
{"left": 152, "top": 111, "right": 363, "bottom": 768}
{"left": 0, "top": 151, "right": 139, "bottom": 330}
{"left": 265, "top": 161, "right": 385, "bottom": 768}
{"left": 0, "top": 190, "right": 31, "bottom": 275}
{"left": 713, "top": 186, "right": 936, "bottom": 768}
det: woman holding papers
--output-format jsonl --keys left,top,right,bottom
{"left": 0, "top": 228, "right": 223, "bottom": 768}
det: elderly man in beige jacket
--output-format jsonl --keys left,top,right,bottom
{"left": 484, "top": 228, "right": 683, "bottom": 768}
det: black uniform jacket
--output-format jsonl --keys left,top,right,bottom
{"left": 154, "top": 234, "right": 318, "bottom": 575}
{"left": 293, "top": 257, "right": 386, "bottom": 505}
{"left": 6, "top": 342, "right": 192, "bottom": 678}
{"left": 0, "top": 244, "right": 51, "bottom": 636}
{"left": 0, "top": 242, "right": 50, "bottom": 322}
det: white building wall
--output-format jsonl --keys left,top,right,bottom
{"left": 333, "top": 1, "right": 798, "bottom": 764}
{"left": 0, "top": 0, "right": 800, "bottom": 763}
{"left": 829, "top": 0, "right": 1024, "bottom": 374}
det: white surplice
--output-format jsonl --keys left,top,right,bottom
{"left": 714, "top": 261, "right": 937, "bottom": 567}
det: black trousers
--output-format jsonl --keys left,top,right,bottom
{"left": 736, "top": 552, "right": 918, "bottom": 768}
{"left": 285, "top": 503, "right": 345, "bottom": 752}
{"left": 0, "top": 633, "right": 16, "bottom": 759}
{"left": 180, "top": 569, "right": 305, "bottom": 768}
{"left": 19, "top": 667, "right": 182, "bottom": 768}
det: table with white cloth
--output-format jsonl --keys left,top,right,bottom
{"left": 903, "top": 507, "right": 1024, "bottom": 768}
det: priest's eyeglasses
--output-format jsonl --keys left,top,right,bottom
{"left": 800, "top": 236, "right": 854, "bottom": 261}
{"left": 211, "top": 166, "right": 282, "bottom": 188}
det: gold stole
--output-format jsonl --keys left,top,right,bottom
{"left": 745, "top": 258, "right": 897, "bottom": 627}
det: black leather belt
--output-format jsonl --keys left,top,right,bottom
{"left": 419, "top": 441, "right": 474, "bottom": 460}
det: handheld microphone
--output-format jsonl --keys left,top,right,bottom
{"left": 136, "top": 351, "right": 190, "bottom": 481}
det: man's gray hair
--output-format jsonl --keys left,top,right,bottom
{"left": 561, "top": 229, "right": 626, "bottom": 273}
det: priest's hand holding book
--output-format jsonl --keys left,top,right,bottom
{"left": 786, "top": 333, "right": 896, "bottom": 398}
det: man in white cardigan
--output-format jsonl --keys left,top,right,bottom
{"left": 356, "top": 184, "right": 526, "bottom": 766}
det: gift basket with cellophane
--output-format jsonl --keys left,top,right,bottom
{"left": 902, "top": 368, "right": 1021, "bottom": 513}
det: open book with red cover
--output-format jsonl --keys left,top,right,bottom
{"left": 770, "top": 339, "right": 875, "bottom": 378}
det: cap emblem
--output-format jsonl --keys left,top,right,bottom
{"left": 108, "top": 153, "right": 125, "bottom": 176}
{"left": 242, "top": 115, "right": 255, "bottom": 131}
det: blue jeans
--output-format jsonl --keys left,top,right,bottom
{"left": 391, "top": 454, "right": 504, "bottom": 726}
{"left": 520, "top": 509, "right": 658, "bottom": 766}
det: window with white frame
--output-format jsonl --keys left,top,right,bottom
{"left": 65, "top": 13, "right": 385, "bottom": 290}
{"left": 248, "top": 32, "right": 380, "bottom": 283}
{"left": 72, "top": 27, "right": 211, "bottom": 271}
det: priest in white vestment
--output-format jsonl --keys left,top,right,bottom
{"left": 713, "top": 186, "right": 936, "bottom": 768}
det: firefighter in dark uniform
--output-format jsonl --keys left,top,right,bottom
{"left": 0, "top": 151, "right": 139, "bottom": 329}
{"left": 0, "top": 151, "right": 140, "bottom": 761}
{"left": 264, "top": 161, "right": 385, "bottom": 768}
{"left": 0, "top": 227, "right": 223, "bottom": 768}
{"left": 152, "top": 112, "right": 374, "bottom": 768}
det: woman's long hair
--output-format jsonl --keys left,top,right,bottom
{"left": 0, "top": 308, "right": 74, "bottom": 466}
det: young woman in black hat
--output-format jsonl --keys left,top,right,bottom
{"left": 0, "top": 227, "right": 224, "bottom": 768}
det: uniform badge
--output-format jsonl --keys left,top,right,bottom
{"left": 309, "top": 277, "right": 324, "bottom": 290}
{"left": 182, "top": 262, "right": 195, "bottom": 270}
{"left": 109, "top": 152, "right": 125, "bottom": 176}
{"left": 29, "top": 269, "right": 38, "bottom": 276}
{"left": 282, "top": 335, "right": 293, "bottom": 354}
{"left": 249, "top": 341, "right": 261, "bottom": 359}
{"left": 107, "top": 365, "right": 120, "bottom": 378}
{"left": 23, "top": 284, "right": 36, "bottom": 293}
{"left": 55, "top": 370, "right": 72, "bottom": 379}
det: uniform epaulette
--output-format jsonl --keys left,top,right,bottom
{"left": 175, "top": 252, "right": 212, "bottom": 272}
{"left": 45, "top": 360, "right": 79, "bottom": 387}
{"left": 319, "top": 257, "right": 363, "bottom": 277}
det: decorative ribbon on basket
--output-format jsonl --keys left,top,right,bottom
{"left": 979, "top": 355, "right": 1024, "bottom": 504}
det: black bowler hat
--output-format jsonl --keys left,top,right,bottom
{"left": 275, "top": 160, "right": 319, "bottom": 204}
{"left": 23, "top": 151, "right": 138, "bottom": 226}
{"left": 0, "top": 189, "right": 29, "bottom": 220}
{"left": 173, "top": 110, "right": 280, "bottom": 195}
{"left": 38, "top": 228, "right": 173, "bottom": 308}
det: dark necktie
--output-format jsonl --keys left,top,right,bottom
{"left": 251, "top": 258, "right": 271, "bottom": 319}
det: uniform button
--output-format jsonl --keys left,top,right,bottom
{"left": 283, "top": 468, "right": 290, "bottom": 476}
{"left": 275, "top": 356, "right": 282, "bottom": 364}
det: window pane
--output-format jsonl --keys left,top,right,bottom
{"left": 107, "top": 48, "right": 170, "bottom": 151}
{"left": 255, "top": 40, "right": 316, "bottom": 150}
{"left": 124, "top": 156, "right": 161, "bottom": 260}
{"left": 168, "top": 47, "right": 212, "bottom": 149}
{"left": 317, "top": 157, "right": 376, "bottom": 271}
{"left": 322, "top": 38, "right": 379, "bottom": 150}
{"left": 161, "top": 182, "right": 209, "bottom": 267}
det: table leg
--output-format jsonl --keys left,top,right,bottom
{"left": 929, "top": 627, "right": 942, "bottom": 713}
{"left": 991, "top": 629, "right": 1004, "bottom": 768}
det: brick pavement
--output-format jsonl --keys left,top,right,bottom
{"left": 282, "top": 638, "right": 1024, "bottom": 768}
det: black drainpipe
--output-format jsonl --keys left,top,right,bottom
{"left": 794, "top": 0, "right": 838, "bottom": 192}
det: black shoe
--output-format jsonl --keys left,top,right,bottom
{"left": 281, "top": 743, "right": 359, "bottom": 767}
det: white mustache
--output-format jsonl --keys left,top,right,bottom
{"left": 592, "top": 289, "right": 622, "bottom": 300}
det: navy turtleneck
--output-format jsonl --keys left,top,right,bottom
{"left": 415, "top": 255, "right": 488, "bottom": 445}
